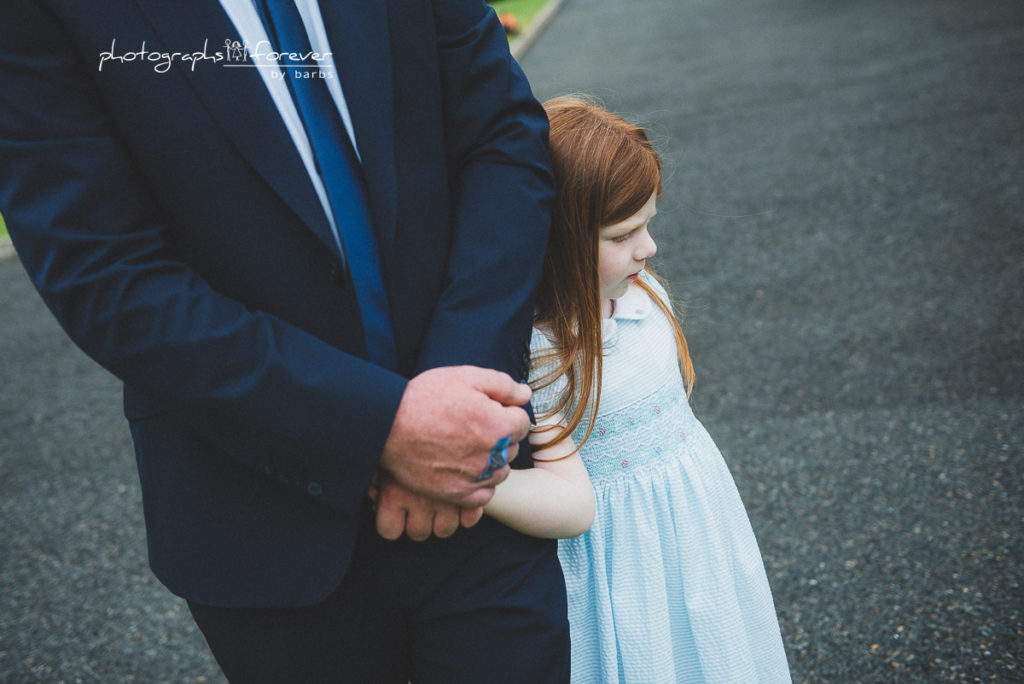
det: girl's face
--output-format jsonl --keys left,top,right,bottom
{"left": 598, "top": 191, "right": 658, "bottom": 310}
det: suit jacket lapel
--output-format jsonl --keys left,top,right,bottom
{"left": 319, "top": 0, "right": 398, "bottom": 255}
{"left": 131, "top": 0, "right": 341, "bottom": 257}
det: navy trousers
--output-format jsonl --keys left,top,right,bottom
{"left": 188, "top": 510, "right": 570, "bottom": 683}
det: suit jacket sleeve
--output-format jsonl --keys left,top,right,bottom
{"left": 0, "top": 0, "right": 406, "bottom": 510}
{"left": 414, "top": 0, "right": 554, "bottom": 383}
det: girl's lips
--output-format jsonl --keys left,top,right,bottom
{"left": 627, "top": 273, "right": 640, "bottom": 281}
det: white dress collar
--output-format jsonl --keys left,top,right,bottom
{"left": 602, "top": 278, "right": 654, "bottom": 341}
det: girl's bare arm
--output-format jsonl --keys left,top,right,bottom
{"left": 483, "top": 416, "right": 595, "bottom": 538}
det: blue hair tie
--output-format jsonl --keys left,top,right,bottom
{"left": 478, "top": 436, "right": 511, "bottom": 481}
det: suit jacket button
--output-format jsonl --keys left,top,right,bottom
{"left": 307, "top": 482, "right": 323, "bottom": 497}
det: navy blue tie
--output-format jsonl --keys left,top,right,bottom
{"left": 255, "top": 0, "right": 397, "bottom": 370}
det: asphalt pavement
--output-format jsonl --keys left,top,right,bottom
{"left": 2, "top": 0, "right": 1022, "bottom": 681}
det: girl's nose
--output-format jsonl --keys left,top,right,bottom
{"left": 636, "top": 228, "right": 657, "bottom": 261}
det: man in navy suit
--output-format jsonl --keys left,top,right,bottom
{"left": 0, "top": 0, "right": 568, "bottom": 681}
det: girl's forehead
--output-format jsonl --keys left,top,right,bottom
{"left": 600, "top": 192, "right": 658, "bottom": 232}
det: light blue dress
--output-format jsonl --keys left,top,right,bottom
{"left": 530, "top": 273, "right": 791, "bottom": 683}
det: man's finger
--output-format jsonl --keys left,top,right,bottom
{"left": 404, "top": 506, "right": 434, "bottom": 542}
{"left": 459, "top": 505, "right": 485, "bottom": 529}
{"left": 507, "top": 438, "right": 523, "bottom": 463}
{"left": 375, "top": 505, "right": 406, "bottom": 541}
{"left": 433, "top": 507, "right": 460, "bottom": 538}
{"left": 460, "top": 483, "right": 499, "bottom": 509}
{"left": 505, "top": 407, "right": 533, "bottom": 443}
{"left": 468, "top": 366, "right": 532, "bottom": 407}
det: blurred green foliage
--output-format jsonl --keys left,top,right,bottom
{"left": 489, "top": 0, "right": 548, "bottom": 36}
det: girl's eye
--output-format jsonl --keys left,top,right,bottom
{"left": 613, "top": 230, "right": 635, "bottom": 243}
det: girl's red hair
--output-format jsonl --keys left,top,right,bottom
{"left": 533, "top": 96, "right": 695, "bottom": 451}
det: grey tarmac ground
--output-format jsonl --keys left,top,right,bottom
{"left": 520, "top": 0, "right": 1024, "bottom": 681}
{"left": 2, "top": 0, "right": 1022, "bottom": 681}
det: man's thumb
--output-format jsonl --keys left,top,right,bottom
{"left": 467, "top": 366, "right": 532, "bottom": 407}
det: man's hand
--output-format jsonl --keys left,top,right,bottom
{"left": 379, "top": 365, "right": 532, "bottom": 509}
{"left": 370, "top": 470, "right": 485, "bottom": 541}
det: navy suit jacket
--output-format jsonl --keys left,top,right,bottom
{"left": 0, "top": 0, "right": 553, "bottom": 607}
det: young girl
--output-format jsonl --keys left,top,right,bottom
{"left": 488, "top": 96, "right": 791, "bottom": 683}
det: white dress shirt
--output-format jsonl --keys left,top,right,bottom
{"left": 218, "top": 0, "right": 361, "bottom": 257}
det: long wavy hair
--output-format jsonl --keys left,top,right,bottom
{"left": 532, "top": 96, "right": 695, "bottom": 452}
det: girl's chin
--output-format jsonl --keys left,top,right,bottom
{"left": 608, "top": 284, "right": 631, "bottom": 300}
